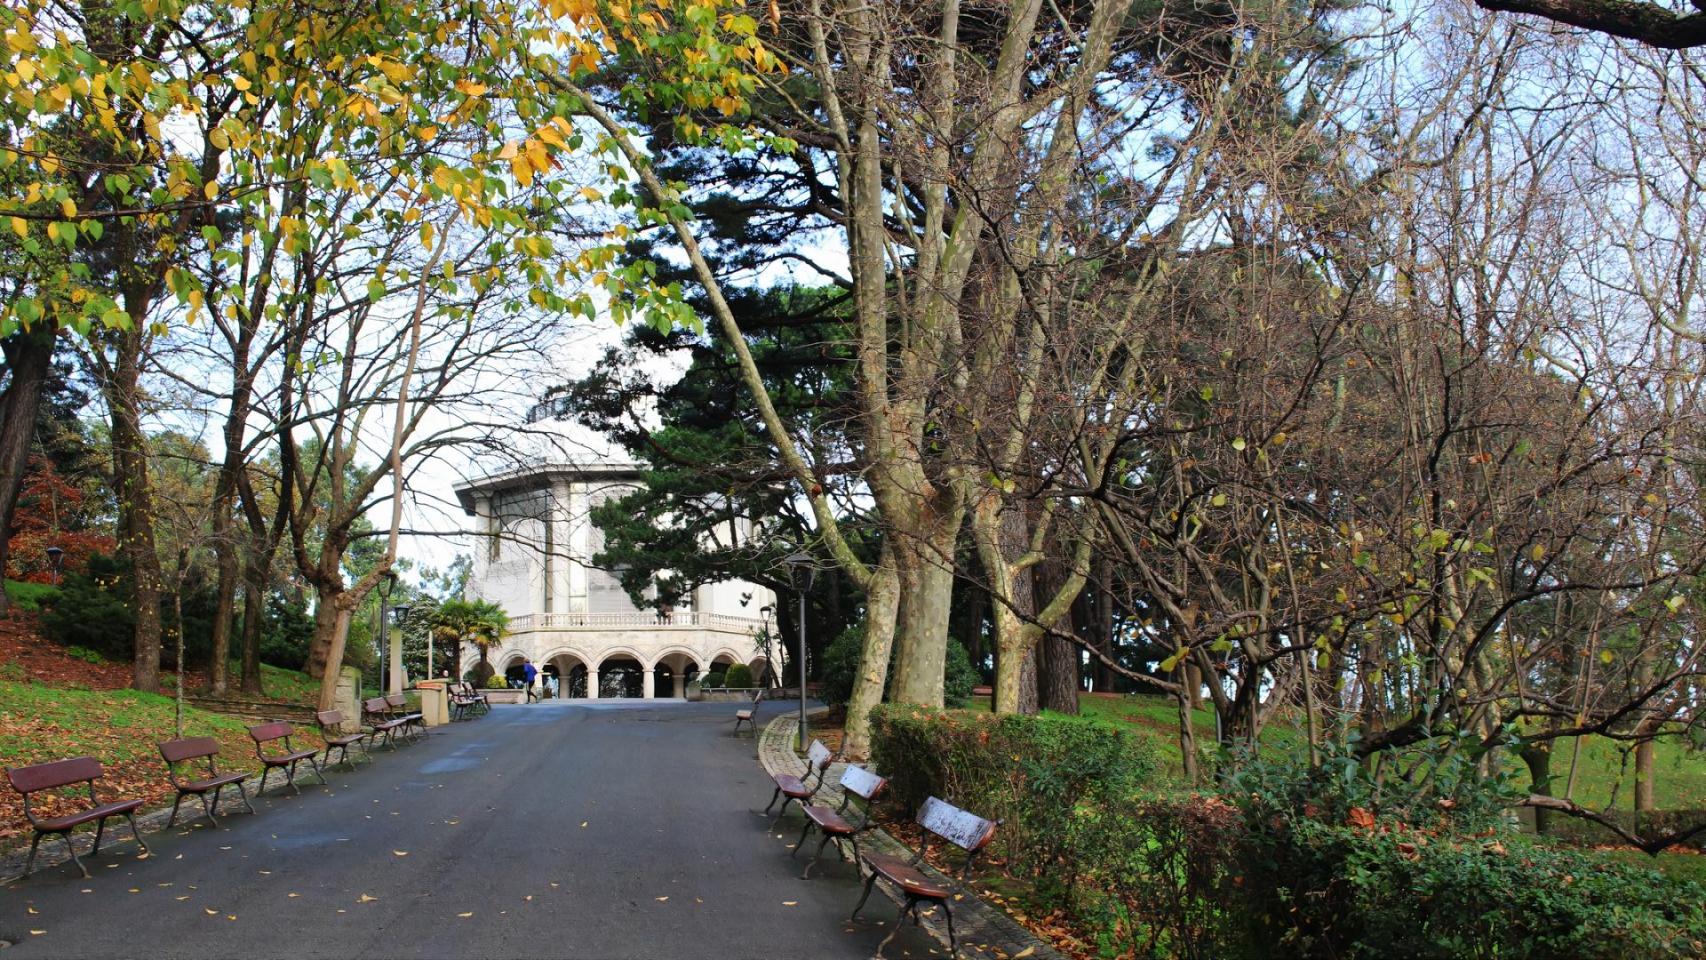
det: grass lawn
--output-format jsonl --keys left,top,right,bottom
{"left": 0, "top": 678, "right": 262, "bottom": 843}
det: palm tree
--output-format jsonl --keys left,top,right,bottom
{"left": 429, "top": 598, "right": 510, "bottom": 682}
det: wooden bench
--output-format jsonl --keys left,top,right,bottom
{"left": 448, "top": 682, "right": 488, "bottom": 720}
{"left": 6, "top": 756, "right": 151, "bottom": 878}
{"left": 853, "top": 796, "right": 998, "bottom": 958}
{"left": 387, "top": 692, "right": 426, "bottom": 738}
{"left": 248, "top": 721, "right": 325, "bottom": 795}
{"left": 363, "top": 696, "right": 414, "bottom": 748}
{"left": 315, "top": 710, "right": 370, "bottom": 769}
{"left": 732, "top": 688, "right": 763, "bottom": 735}
{"left": 158, "top": 736, "right": 256, "bottom": 828}
{"left": 762, "top": 739, "right": 834, "bottom": 829}
{"left": 793, "top": 764, "right": 888, "bottom": 879}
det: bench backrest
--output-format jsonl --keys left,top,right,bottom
{"left": 7, "top": 756, "right": 102, "bottom": 794}
{"left": 158, "top": 736, "right": 220, "bottom": 764}
{"left": 316, "top": 709, "right": 346, "bottom": 729}
{"left": 385, "top": 693, "right": 409, "bottom": 711}
{"left": 249, "top": 721, "right": 294, "bottom": 743}
{"left": 918, "top": 796, "right": 997, "bottom": 853}
{"left": 806, "top": 740, "right": 833, "bottom": 772}
{"left": 839, "top": 765, "right": 888, "bottom": 803}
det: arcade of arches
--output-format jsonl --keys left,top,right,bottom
{"left": 496, "top": 649, "right": 772, "bottom": 699}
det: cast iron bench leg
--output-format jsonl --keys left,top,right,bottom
{"left": 850, "top": 869, "right": 879, "bottom": 919}
{"left": 167, "top": 793, "right": 187, "bottom": 828}
{"left": 91, "top": 817, "right": 106, "bottom": 856}
{"left": 126, "top": 813, "right": 150, "bottom": 856}
{"left": 202, "top": 789, "right": 221, "bottom": 828}
{"left": 23, "top": 832, "right": 43, "bottom": 877}
{"left": 236, "top": 779, "right": 257, "bottom": 815}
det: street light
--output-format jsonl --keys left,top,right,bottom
{"left": 783, "top": 551, "right": 815, "bottom": 750}
{"left": 376, "top": 570, "right": 397, "bottom": 697}
{"left": 45, "top": 546, "right": 64, "bottom": 586}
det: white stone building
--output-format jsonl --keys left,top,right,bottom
{"left": 453, "top": 446, "right": 775, "bottom": 699}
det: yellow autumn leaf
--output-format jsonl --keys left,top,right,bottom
{"left": 10, "top": 216, "right": 25, "bottom": 237}
{"left": 357, "top": 894, "right": 379, "bottom": 903}
{"left": 60, "top": 198, "right": 76, "bottom": 218}
{"left": 458, "top": 912, "right": 474, "bottom": 918}
{"left": 204, "top": 180, "right": 217, "bottom": 200}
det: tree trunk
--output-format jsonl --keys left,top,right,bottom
{"left": 889, "top": 510, "right": 961, "bottom": 707}
{"left": 239, "top": 552, "right": 266, "bottom": 694}
{"left": 1521, "top": 741, "right": 1555, "bottom": 835}
{"left": 307, "top": 581, "right": 343, "bottom": 680}
{"left": 209, "top": 511, "right": 236, "bottom": 695}
{"left": 842, "top": 544, "right": 899, "bottom": 759}
{"left": 1038, "top": 633, "right": 1080, "bottom": 714}
{"left": 106, "top": 327, "right": 165, "bottom": 694}
{"left": 0, "top": 324, "right": 56, "bottom": 614}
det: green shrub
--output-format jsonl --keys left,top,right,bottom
{"left": 723, "top": 663, "right": 754, "bottom": 688}
{"left": 64, "top": 645, "right": 106, "bottom": 665}
{"left": 40, "top": 555, "right": 135, "bottom": 660}
{"left": 869, "top": 704, "right": 1156, "bottom": 887}
{"left": 484, "top": 674, "right": 509, "bottom": 690}
{"left": 705, "top": 671, "right": 726, "bottom": 688}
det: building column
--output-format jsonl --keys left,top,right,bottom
{"left": 642, "top": 669, "right": 656, "bottom": 699}
{"left": 587, "top": 669, "right": 600, "bottom": 699}
{"left": 672, "top": 673, "right": 685, "bottom": 698}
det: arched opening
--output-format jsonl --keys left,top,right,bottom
{"left": 651, "top": 651, "right": 703, "bottom": 698}
{"left": 543, "top": 653, "right": 588, "bottom": 699}
{"left": 706, "top": 653, "right": 738, "bottom": 689}
{"left": 596, "top": 656, "right": 645, "bottom": 698}
{"left": 747, "top": 655, "right": 773, "bottom": 687}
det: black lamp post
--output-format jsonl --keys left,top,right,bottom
{"left": 45, "top": 546, "right": 64, "bottom": 586}
{"left": 377, "top": 570, "right": 397, "bottom": 693}
{"left": 783, "top": 551, "right": 814, "bottom": 750}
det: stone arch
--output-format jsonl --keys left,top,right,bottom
{"left": 648, "top": 646, "right": 705, "bottom": 699}
{"left": 746, "top": 654, "right": 773, "bottom": 686}
{"left": 645, "top": 645, "right": 707, "bottom": 673}
{"left": 538, "top": 648, "right": 590, "bottom": 700}
{"left": 593, "top": 646, "right": 648, "bottom": 699}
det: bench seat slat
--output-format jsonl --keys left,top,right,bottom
{"left": 259, "top": 748, "right": 318, "bottom": 766}
{"left": 803, "top": 804, "right": 856, "bottom": 835}
{"left": 773, "top": 773, "right": 813, "bottom": 798}
{"left": 35, "top": 798, "right": 145, "bottom": 833}
{"left": 863, "top": 852, "right": 951, "bottom": 899}
{"left": 178, "top": 772, "right": 250, "bottom": 794}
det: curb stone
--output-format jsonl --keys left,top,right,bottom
{"left": 757, "top": 715, "right": 1063, "bottom": 960}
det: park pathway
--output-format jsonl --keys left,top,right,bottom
{"left": 0, "top": 701, "right": 940, "bottom": 959}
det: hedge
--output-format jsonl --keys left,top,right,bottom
{"left": 867, "top": 706, "right": 1706, "bottom": 960}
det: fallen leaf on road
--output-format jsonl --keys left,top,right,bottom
{"left": 128, "top": 888, "right": 140, "bottom": 893}
{"left": 458, "top": 912, "right": 474, "bottom": 918}
{"left": 655, "top": 897, "right": 668, "bottom": 902}
{"left": 288, "top": 893, "right": 300, "bottom": 898}
{"left": 1014, "top": 948, "right": 1035, "bottom": 958}
{"left": 28, "top": 906, "right": 39, "bottom": 914}
{"left": 358, "top": 894, "right": 379, "bottom": 903}
{"left": 259, "top": 870, "right": 271, "bottom": 875}
{"left": 783, "top": 901, "right": 797, "bottom": 907}
{"left": 524, "top": 895, "right": 533, "bottom": 902}
{"left": 176, "top": 896, "right": 190, "bottom": 901}
{"left": 29, "top": 930, "right": 45, "bottom": 936}
{"left": 393, "top": 850, "right": 409, "bottom": 857}
{"left": 204, "top": 908, "right": 218, "bottom": 916}
{"left": 580, "top": 821, "right": 588, "bottom": 828}
{"left": 226, "top": 915, "right": 237, "bottom": 921}
{"left": 549, "top": 882, "right": 559, "bottom": 888}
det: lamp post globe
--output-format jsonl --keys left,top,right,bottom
{"left": 45, "top": 545, "right": 64, "bottom": 586}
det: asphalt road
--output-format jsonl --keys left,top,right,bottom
{"left": 0, "top": 701, "right": 939, "bottom": 959}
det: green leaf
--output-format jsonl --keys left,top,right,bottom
{"left": 367, "top": 278, "right": 387, "bottom": 302}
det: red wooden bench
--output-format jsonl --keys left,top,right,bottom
{"left": 158, "top": 736, "right": 255, "bottom": 828}
{"left": 363, "top": 696, "right": 413, "bottom": 748}
{"left": 793, "top": 764, "right": 888, "bottom": 879}
{"left": 853, "top": 796, "right": 998, "bottom": 958}
{"left": 386, "top": 692, "right": 426, "bottom": 738}
{"left": 762, "top": 739, "right": 834, "bottom": 829}
{"left": 732, "top": 688, "right": 764, "bottom": 735}
{"left": 315, "top": 709, "right": 370, "bottom": 769}
{"left": 6, "top": 756, "right": 151, "bottom": 878}
{"left": 248, "top": 721, "right": 325, "bottom": 795}
{"left": 448, "top": 682, "right": 487, "bottom": 720}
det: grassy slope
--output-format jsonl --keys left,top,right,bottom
{"left": 0, "top": 680, "right": 263, "bottom": 842}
